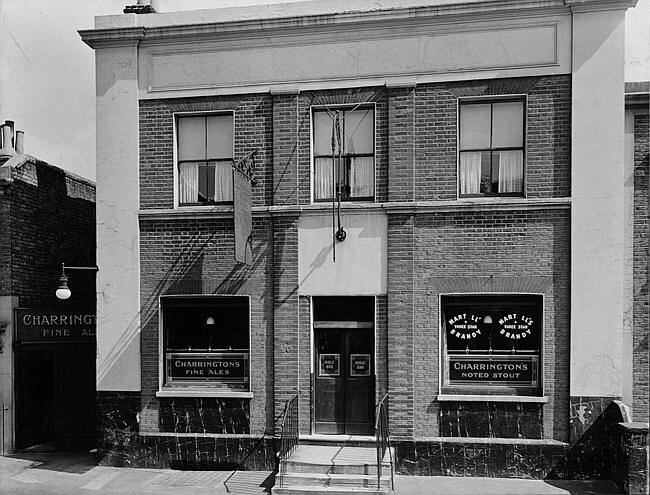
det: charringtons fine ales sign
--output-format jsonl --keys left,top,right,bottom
{"left": 15, "top": 309, "right": 96, "bottom": 342}
{"left": 167, "top": 353, "right": 247, "bottom": 381}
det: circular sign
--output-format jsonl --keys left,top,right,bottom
{"left": 498, "top": 313, "right": 534, "bottom": 339}
{"left": 447, "top": 313, "right": 481, "bottom": 339}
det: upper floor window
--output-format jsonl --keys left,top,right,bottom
{"left": 459, "top": 99, "right": 525, "bottom": 198}
{"left": 177, "top": 114, "right": 233, "bottom": 206}
{"left": 313, "top": 107, "right": 375, "bottom": 202}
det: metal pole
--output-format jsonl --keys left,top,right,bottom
{"left": 1, "top": 404, "right": 7, "bottom": 455}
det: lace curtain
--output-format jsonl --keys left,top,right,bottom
{"left": 314, "top": 157, "right": 333, "bottom": 200}
{"left": 497, "top": 150, "right": 523, "bottom": 193}
{"left": 214, "top": 161, "right": 233, "bottom": 202}
{"left": 459, "top": 152, "right": 482, "bottom": 195}
{"left": 179, "top": 162, "right": 199, "bottom": 204}
{"left": 350, "top": 157, "right": 374, "bottom": 198}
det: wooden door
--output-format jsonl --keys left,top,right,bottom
{"left": 314, "top": 327, "right": 374, "bottom": 435}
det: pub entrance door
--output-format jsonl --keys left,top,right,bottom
{"left": 14, "top": 343, "right": 95, "bottom": 452}
{"left": 312, "top": 296, "right": 375, "bottom": 435}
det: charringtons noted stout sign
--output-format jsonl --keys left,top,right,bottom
{"left": 448, "top": 356, "right": 538, "bottom": 386}
{"left": 15, "top": 309, "right": 96, "bottom": 343}
{"left": 168, "top": 353, "right": 247, "bottom": 381}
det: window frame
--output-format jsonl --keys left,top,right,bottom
{"left": 157, "top": 294, "right": 252, "bottom": 396}
{"left": 310, "top": 103, "right": 377, "bottom": 203}
{"left": 457, "top": 96, "right": 527, "bottom": 199}
{"left": 174, "top": 110, "right": 235, "bottom": 208}
{"left": 438, "top": 293, "right": 544, "bottom": 397}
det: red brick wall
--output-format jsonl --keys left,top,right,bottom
{"left": 1, "top": 163, "right": 95, "bottom": 309}
{"left": 138, "top": 216, "right": 274, "bottom": 434}
{"left": 387, "top": 207, "right": 570, "bottom": 440}
{"left": 633, "top": 113, "right": 649, "bottom": 422}
{"left": 137, "top": 75, "right": 572, "bottom": 439}
{"left": 139, "top": 95, "right": 273, "bottom": 209}
{"left": 272, "top": 215, "right": 300, "bottom": 430}
{"left": 386, "top": 76, "right": 572, "bottom": 201}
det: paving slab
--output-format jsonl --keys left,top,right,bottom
{"left": 1, "top": 453, "right": 624, "bottom": 495}
{"left": 393, "top": 475, "right": 623, "bottom": 495}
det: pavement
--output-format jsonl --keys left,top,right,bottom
{"left": 0, "top": 451, "right": 624, "bottom": 495}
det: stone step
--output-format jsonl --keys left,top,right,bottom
{"left": 286, "top": 461, "right": 391, "bottom": 476}
{"left": 285, "top": 445, "right": 392, "bottom": 476}
{"left": 281, "top": 472, "right": 392, "bottom": 489}
{"left": 299, "top": 435, "right": 376, "bottom": 448}
{"left": 272, "top": 485, "right": 389, "bottom": 495}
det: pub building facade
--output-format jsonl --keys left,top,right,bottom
{"left": 0, "top": 121, "right": 96, "bottom": 454}
{"left": 80, "top": 0, "right": 646, "bottom": 480}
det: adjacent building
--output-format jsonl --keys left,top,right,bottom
{"left": 0, "top": 120, "right": 96, "bottom": 454}
{"left": 79, "top": 0, "right": 646, "bottom": 481}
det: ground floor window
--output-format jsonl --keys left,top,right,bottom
{"left": 161, "top": 296, "right": 249, "bottom": 391}
{"left": 441, "top": 294, "right": 542, "bottom": 395}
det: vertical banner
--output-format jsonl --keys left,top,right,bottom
{"left": 233, "top": 167, "right": 253, "bottom": 265}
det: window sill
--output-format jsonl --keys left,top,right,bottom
{"left": 436, "top": 394, "right": 548, "bottom": 403}
{"left": 156, "top": 390, "right": 253, "bottom": 399}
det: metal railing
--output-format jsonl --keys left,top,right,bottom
{"left": 375, "top": 393, "right": 395, "bottom": 490}
{"left": 276, "top": 394, "right": 299, "bottom": 488}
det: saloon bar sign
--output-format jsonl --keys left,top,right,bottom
{"left": 15, "top": 309, "right": 96, "bottom": 343}
{"left": 167, "top": 353, "right": 247, "bottom": 382}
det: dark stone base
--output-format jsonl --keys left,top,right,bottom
{"left": 395, "top": 438, "right": 569, "bottom": 479}
{"left": 159, "top": 397, "right": 250, "bottom": 434}
{"left": 97, "top": 434, "right": 277, "bottom": 471}
{"left": 439, "top": 401, "right": 543, "bottom": 439}
{"left": 96, "top": 391, "right": 141, "bottom": 461}
{"left": 613, "top": 423, "right": 649, "bottom": 494}
{"left": 96, "top": 391, "right": 273, "bottom": 470}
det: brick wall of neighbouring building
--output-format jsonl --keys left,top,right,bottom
{"left": 633, "top": 113, "right": 649, "bottom": 423}
{"left": 0, "top": 161, "right": 95, "bottom": 308}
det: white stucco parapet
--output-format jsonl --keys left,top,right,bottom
{"left": 80, "top": 0, "right": 637, "bottom": 46}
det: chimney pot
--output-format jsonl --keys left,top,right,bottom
{"left": 0, "top": 124, "right": 15, "bottom": 157}
{"left": 15, "top": 131, "right": 24, "bottom": 154}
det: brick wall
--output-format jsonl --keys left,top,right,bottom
{"left": 386, "top": 207, "right": 570, "bottom": 440}
{"left": 138, "top": 216, "right": 274, "bottom": 434}
{"left": 411, "top": 76, "right": 571, "bottom": 201}
{"left": 633, "top": 113, "right": 649, "bottom": 422}
{"left": 137, "top": 74, "right": 573, "bottom": 441}
{"left": 3, "top": 162, "right": 95, "bottom": 308}
{"left": 387, "top": 213, "right": 415, "bottom": 438}
{"left": 139, "top": 95, "right": 273, "bottom": 209}
{"left": 272, "top": 215, "right": 300, "bottom": 431}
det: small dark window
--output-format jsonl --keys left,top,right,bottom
{"left": 313, "top": 108, "right": 375, "bottom": 202}
{"left": 161, "top": 296, "right": 249, "bottom": 389}
{"left": 459, "top": 99, "right": 525, "bottom": 197}
{"left": 441, "top": 294, "right": 542, "bottom": 396}
{"left": 177, "top": 114, "right": 233, "bottom": 206}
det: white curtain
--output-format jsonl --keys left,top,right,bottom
{"left": 350, "top": 157, "right": 374, "bottom": 198}
{"left": 314, "top": 157, "right": 333, "bottom": 200}
{"left": 459, "top": 152, "right": 481, "bottom": 195}
{"left": 179, "top": 162, "right": 199, "bottom": 204}
{"left": 214, "top": 161, "right": 233, "bottom": 202}
{"left": 498, "top": 150, "right": 523, "bottom": 193}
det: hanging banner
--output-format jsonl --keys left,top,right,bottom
{"left": 233, "top": 151, "right": 256, "bottom": 266}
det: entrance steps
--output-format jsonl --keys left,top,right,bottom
{"left": 273, "top": 444, "right": 393, "bottom": 495}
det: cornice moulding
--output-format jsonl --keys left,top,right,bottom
{"left": 79, "top": 27, "right": 145, "bottom": 49}
{"left": 79, "top": 0, "right": 634, "bottom": 48}
{"left": 137, "top": 198, "right": 572, "bottom": 221}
